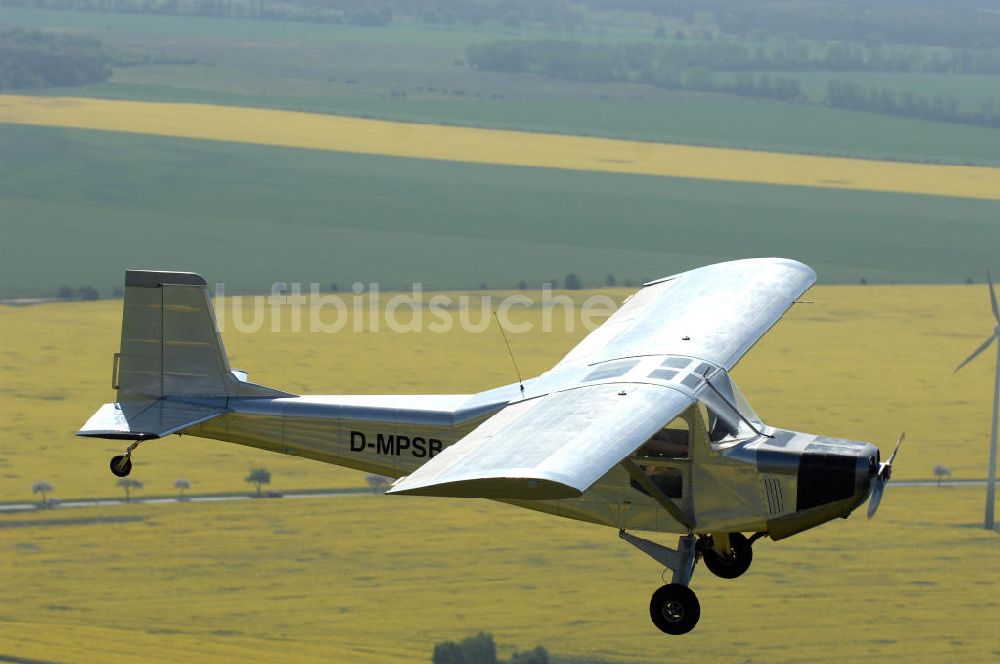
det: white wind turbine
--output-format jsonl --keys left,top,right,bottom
{"left": 955, "top": 273, "right": 999, "bottom": 531}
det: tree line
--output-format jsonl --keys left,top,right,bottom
{"left": 466, "top": 41, "right": 804, "bottom": 102}
{"left": 0, "top": 29, "right": 111, "bottom": 89}
{"left": 467, "top": 40, "right": 1000, "bottom": 127}
{"left": 433, "top": 632, "right": 548, "bottom": 664}
{"left": 826, "top": 81, "right": 1000, "bottom": 129}
{"left": 467, "top": 40, "right": 1000, "bottom": 78}
{"left": 0, "top": 0, "right": 584, "bottom": 29}
{"left": 585, "top": 0, "right": 1000, "bottom": 50}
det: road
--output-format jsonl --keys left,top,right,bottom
{"left": 0, "top": 487, "right": 375, "bottom": 513}
{"left": 0, "top": 480, "right": 989, "bottom": 514}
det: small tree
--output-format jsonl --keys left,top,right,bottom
{"left": 604, "top": 272, "right": 616, "bottom": 287}
{"left": 459, "top": 633, "right": 496, "bottom": 664}
{"left": 246, "top": 468, "right": 271, "bottom": 496}
{"left": 174, "top": 478, "right": 191, "bottom": 499}
{"left": 366, "top": 474, "right": 391, "bottom": 493}
{"left": 510, "top": 646, "right": 549, "bottom": 664}
{"left": 517, "top": 280, "right": 529, "bottom": 290}
{"left": 32, "top": 481, "right": 54, "bottom": 504}
{"left": 933, "top": 464, "right": 952, "bottom": 486}
{"left": 432, "top": 641, "right": 464, "bottom": 664}
{"left": 117, "top": 478, "right": 143, "bottom": 502}
{"left": 563, "top": 273, "right": 581, "bottom": 290}
{"left": 78, "top": 286, "right": 99, "bottom": 300}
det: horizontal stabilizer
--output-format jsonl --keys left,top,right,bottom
{"left": 76, "top": 399, "right": 226, "bottom": 440}
{"left": 388, "top": 383, "right": 693, "bottom": 500}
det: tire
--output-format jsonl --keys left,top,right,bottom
{"left": 649, "top": 584, "right": 700, "bottom": 635}
{"left": 110, "top": 455, "right": 132, "bottom": 478}
{"left": 702, "top": 532, "right": 752, "bottom": 579}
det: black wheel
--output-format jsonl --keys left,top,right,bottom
{"left": 702, "top": 532, "right": 752, "bottom": 579}
{"left": 649, "top": 583, "right": 700, "bottom": 635}
{"left": 110, "top": 455, "right": 132, "bottom": 478}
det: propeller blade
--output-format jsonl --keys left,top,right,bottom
{"left": 955, "top": 334, "right": 996, "bottom": 373}
{"left": 868, "top": 432, "right": 903, "bottom": 519}
{"left": 886, "top": 431, "right": 905, "bottom": 467}
{"left": 867, "top": 477, "right": 885, "bottom": 519}
{"left": 989, "top": 270, "right": 999, "bottom": 324}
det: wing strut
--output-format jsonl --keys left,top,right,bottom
{"left": 620, "top": 458, "right": 693, "bottom": 530}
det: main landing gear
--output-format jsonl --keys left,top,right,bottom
{"left": 700, "top": 532, "right": 753, "bottom": 580}
{"left": 110, "top": 440, "right": 144, "bottom": 477}
{"left": 620, "top": 530, "right": 761, "bottom": 635}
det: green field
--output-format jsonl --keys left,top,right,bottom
{"left": 2, "top": 123, "right": 1000, "bottom": 298}
{"left": 5, "top": 5, "right": 1000, "bottom": 165}
{"left": 75, "top": 72, "right": 1000, "bottom": 166}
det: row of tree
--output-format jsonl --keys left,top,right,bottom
{"left": 0, "top": 29, "right": 110, "bottom": 89}
{"left": 466, "top": 40, "right": 1000, "bottom": 127}
{"left": 433, "top": 632, "right": 547, "bottom": 664}
{"left": 57, "top": 285, "right": 102, "bottom": 300}
{"left": 0, "top": 0, "right": 585, "bottom": 29}
{"left": 466, "top": 41, "right": 804, "bottom": 102}
{"left": 825, "top": 81, "right": 1000, "bottom": 129}
{"left": 467, "top": 39, "right": 1000, "bottom": 79}
{"left": 30, "top": 471, "right": 269, "bottom": 505}
{"left": 586, "top": 0, "right": 1000, "bottom": 50}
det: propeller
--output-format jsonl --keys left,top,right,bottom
{"left": 955, "top": 270, "right": 1000, "bottom": 374}
{"left": 867, "top": 432, "right": 904, "bottom": 519}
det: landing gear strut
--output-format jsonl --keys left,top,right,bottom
{"left": 619, "top": 530, "right": 701, "bottom": 635}
{"left": 620, "top": 530, "right": 763, "bottom": 634}
{"left": 109, "top": 440, "right": 143, "bottom": 477}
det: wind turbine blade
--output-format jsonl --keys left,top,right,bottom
{"left": 954, "top": 335, "right": 996, "bottom": 373}
{"left": 989, "top": 270, "right": 999, "bottom": 324}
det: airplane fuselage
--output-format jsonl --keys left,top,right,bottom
{"left": 182, "top": 387, "right": 878, "bottom": 538}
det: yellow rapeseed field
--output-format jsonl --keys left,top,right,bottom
{"left": 0, "top": 284, "right": 997, "bottom": 502}
{"left": 2, "top": 286, "right": 999, "bottom": 662}
{"left": 0, "top": 482, "right": 997, "bottom": 662}
{"left": 1, "top": 94, "right": 999, "bottom": 200}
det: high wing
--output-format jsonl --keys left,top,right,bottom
{"left": 555, "top": 257, "right": 815, "bottom": 371}
{"left": 389, "top": 258, "right": 814, "bottom": 501}
{"left": 388, "top": 383, "right": 693, "bottom": 499}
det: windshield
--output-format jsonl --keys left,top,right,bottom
{"left": 699, "top": 372, "right": 762, "bottom": 446}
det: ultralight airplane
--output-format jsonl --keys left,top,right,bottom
{"left": 78, "top": 258, "right": 900, "bottom": 634}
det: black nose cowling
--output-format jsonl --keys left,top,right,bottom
{"left": 768, "top": 440, "right": 879, "bottom": 540}
{"left": 796, "top": 442, "right": 879, "bottom": 512}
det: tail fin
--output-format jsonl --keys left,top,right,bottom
{"left": 77, "top": 270, "right": 288, "bottom": 440}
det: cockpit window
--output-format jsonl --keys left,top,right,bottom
{"left": 700, "top": 372, "right": 762, "bottom": 447}
{"left": 634, "top": 415, "right": 689, "bottom": 459}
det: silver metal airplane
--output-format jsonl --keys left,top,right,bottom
{"left": 78, "top": 258, "right": 900, "bottom": 635}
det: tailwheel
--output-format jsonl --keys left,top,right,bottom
{"left": 649, "top": 584, "right": 700, "bottom": 635}
{"left": 110, "top": 455, "right": 132, "bottom": 478}
{"left": 702, "top": 532, "right": 752, "bottom": 580}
